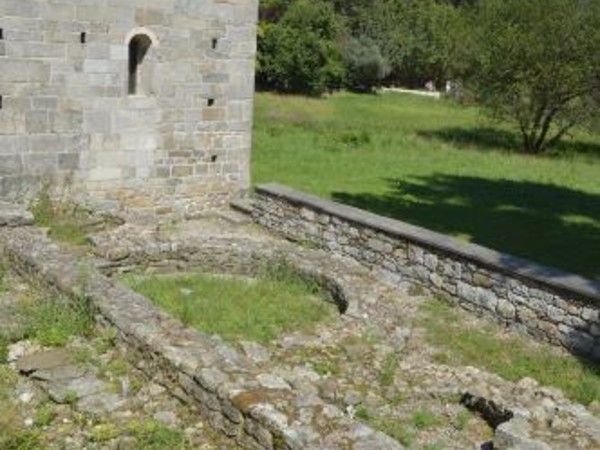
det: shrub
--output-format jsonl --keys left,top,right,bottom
{"left": 257, "top": 0, "right": 345, "bottom": 95}
{"left": 343, "top": 36, "right": 390, "bottom": 92}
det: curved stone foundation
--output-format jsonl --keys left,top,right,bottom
{"left": 92, "top": 233, "right": 351, "bottom": 315}
{"left": 0, "top": 225, "right": 404, "bottom": 450}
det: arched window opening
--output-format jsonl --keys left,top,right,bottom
{"left": 128, "top": 34, "right": 152, "bottom": 95}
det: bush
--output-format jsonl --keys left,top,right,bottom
{"left": 343, "top": 36, "right": 390, "bottom": 92}
{"left": 257, "top": 0, "right": 345, "bottom": 95}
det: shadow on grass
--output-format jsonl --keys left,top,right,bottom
{"left": 332, "top": 175, "right": 600, "bottom": 281}
{"left": 418, "top": 126, "right": 600, "bottom": 158}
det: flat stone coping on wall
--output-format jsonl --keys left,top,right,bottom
{"left": 254, "top": 183, "right": 600, "bottom": 304}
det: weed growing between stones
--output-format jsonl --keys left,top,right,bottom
{"left": 0, "top": 263, "right": 6, "bottom": 293}
{"left": 377, "top": 420, "right": 416, "bottom": 448}
{"left": 89, "top": 419, "right": 190, "bottom": 448}
{"left": 411, "top": 409, "right": 442, "bottom": 429}
{"left": 30, "top": 184, "right": 119, "bottom": 248}
{"left": 422, "top": 443, "right": 444, "bottom": 450}
{"left": 354, "top": 406, "right": 416, "bottom": 447}
{"left": 121, "top": 262, "right": 336, "bottom": 344}
{"left": 378, "top": 351, "right": 401, "bottom": 387}
{"left": 129, "top": 420, "right": 188, "bottom": 449}
{"left": 34, "top": 404, "right": 57, "bottom": 427}
{"left": 0, "top": 338, "right": 8, "bottom": 364}
{"left": 418, "top": 299, "right": 600, "bottom": 406}
{"left": 0, "top": 366, "right": 41, "bottom": 450}
{"left": 30, "top": 185, "right": 87, "bottom": 247}
{"left": 0, "top": 429, "right": 41, "bottom": 450}
{"left": 20, "top": 294, "right": 95, "bottom": 347}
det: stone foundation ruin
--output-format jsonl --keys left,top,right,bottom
{"left": 0, "top": 201, "right": 599, "bottom": 449}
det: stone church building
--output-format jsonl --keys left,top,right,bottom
{"left": 0, "top": 0, "right": 259, "bottom": 215}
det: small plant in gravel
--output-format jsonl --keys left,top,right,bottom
{"left": 0, "top": 366, "right": 18, "bottom": 397}
{"left": 73, "top": 346, "right": 95, "bottom": 365}
{"left": 0, "top": 430, "right": 41, "bottom": 450}
{"left": 293, "top": 346, "right": 343, "bottom": 376}
{"left": 375, "top": 419, "right": 415, "bottom": 448}
{"left": 312, "top": 359, "right": 341, "bottom": 376}
{"left": 453, "top": 410, "right": 471, "bottom": 431}
{"left": 95, "top": 327, "right": 119, "bottom": 354}
{"left": 64, "top": 390, "right": 79, "bottom": 405}
{"left": 354, "top": 405, "right": 372, "bottom": 421}
{"left": 105, "top": 356, "right": 129, "bottom": 377}
{"left": 422, "top": 442, "right": 444, "bottom": 450}
{"left": 90, "top": 423, "right": 121, "bottom": 442}
{"left": 129, "top": 419, "right": 189, "bottom": 449}
{"left": 0, "top": 367, "right": 41, "bottom": 450}
{"left": 388, "top": 391, "right": 407, "bottom": 406}
{"left": 378, "top": 351, "right": 401, "bottom": 387}
{"left": 21, "top": 294, "right": 94, "bottom": 347}
{"left": 0, "top": 264, "right": 6, "bottom": 292}
{"left": 411, "top": 409, "right": 441, "bottom": 430}
{"left": 418, "top": 299, "right": 600, "bottom": 406}
{"left": 34, "top": 404, "right": 57, "bottom": 427}
{"left": 0, "top": 337, "right": 9, "bottom": 364}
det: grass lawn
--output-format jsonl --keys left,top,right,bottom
{"left": 418, "top": 300, "right": 600, "bottom": 407}
{"left": 121, "top": 267, "right": 335, "bottom": 344}
{"left": 252, "top": 92, "right": 600, "bottom": 280}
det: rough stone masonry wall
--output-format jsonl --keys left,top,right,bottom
{"left": 0, "top": 0, "right": 258, "bottom": 215}
{"left": 251, "top": 184, "right": 600, "bottom": 361}
{"left": 0, "top": 222, "right": 404, "bottom": 450}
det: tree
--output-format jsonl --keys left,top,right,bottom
{"left": 257, "top": 0, "right": 345, "bottom": 95}
{"left": 357, "top": 0, "right": 464, "bottom": 88}
{"left": 461, "top": 0, "right": 600, "bottom": 153}
{"left": 343, "top": 36, "right": 390, "bottom": 92}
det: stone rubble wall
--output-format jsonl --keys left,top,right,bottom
{"left": 251, "top": 184, "right": 600, "bottom": 361}
{"left": 0, "top": 225, "right": 405, "bottom": 450}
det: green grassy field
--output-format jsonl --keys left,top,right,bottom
{"left": 419, "top": 300, "right": 600, "bottom": 406}
{"left": 252, "top": 92, "right": 600, "bottom": 279}
{"left": 121, "top": 267, "right": 334, "bottom": 344}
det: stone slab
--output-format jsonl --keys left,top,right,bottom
{"left": 17, "top": 349, "right": 74, "bottom": 374}
{"left": 0, "top": 201, "right": 34, "bottom": 227}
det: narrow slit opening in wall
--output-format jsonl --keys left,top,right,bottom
{"left": 0, "top": 29, "right": 4, "bottom": 40}
{"left": 207, "top": 98, "right": 215, "bottom": 107}
{"left": 80, "top": 32, "right": 86, "bottom": 44}
{"left": 0, "top": 95, "right": 3, "bottom": 109}
{"left": 211, "top": 38, "right": 218, "bottom": 49}
{"left": 128, "top": 34, "right": 152, "bottom": 95}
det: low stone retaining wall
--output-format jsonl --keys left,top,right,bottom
{"left": 251, "top": 184, "right": 600, "bottom": 361}
{"left": 0, "top": 225, "right": 404, "bottom": 450}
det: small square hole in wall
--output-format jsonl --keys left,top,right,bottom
{"left": 207, "top": 98, "right": 215, "bottom": 107}
{"left": 80, "top": 32, "right": 87, "bottom": 44}
{"left": 210, "top": 155, "right": 218, "bottom": 163}
{"left": 211, "top": 38, "right": 218, "bottom": 50}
